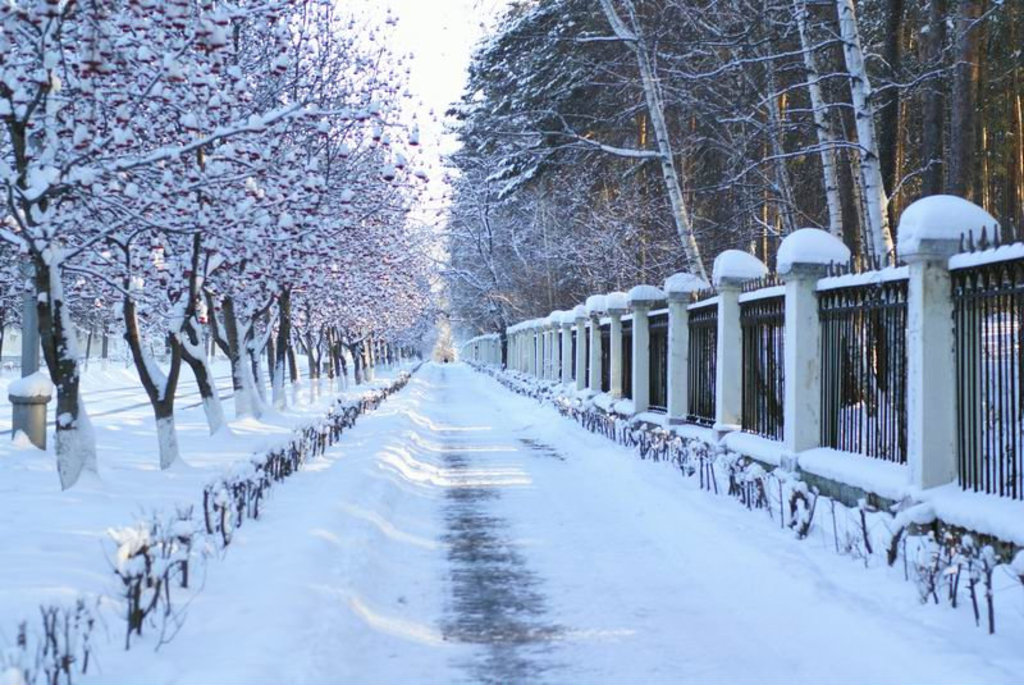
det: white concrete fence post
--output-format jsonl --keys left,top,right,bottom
{"left": 607, "top": 293, "right": 628, "bottom": 398}
{"left": 712, "top": 251, "right": 768, "bottom": 437}
{"left": 574, "top": 306, "right": 588, "bottom": 392}
{"left": 560, "top": 316, "right": 573, "bottom": 385}
{"left": 777, "top": 229, "right": 851, "bottom": 455}
{"left": 898, "top": 197, "right": 997, "bottom": 489}
{"left": 663, "top": 273, "right": 709, "bottom": 424}
{"left": 586, "top": 295, "right": 607, "bottom": 393}
{"left": 628, "top": 285, "right": 665, "bottom": 414}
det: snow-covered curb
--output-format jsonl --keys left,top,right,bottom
{"left": 0, "top": 367, "right": 420, "bottom": 685}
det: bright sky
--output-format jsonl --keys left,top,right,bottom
{"left": 347, "top": 0, "right": 508, "bottom": 225}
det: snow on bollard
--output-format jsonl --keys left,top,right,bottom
{"left": 8, "top": 370, "right": 53, "bottom": 450}
{"left": 898, "top": 195, "right": 998, "bottom": 489}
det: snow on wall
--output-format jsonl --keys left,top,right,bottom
{"left": 948, "top": 243, "right": 1024, "bottom": 270}
{"left": 816, "top": 266, "right": 909, "bottom": 291}
{"left": 897, "top": 195, "right": 999, "bottom": 255}
{"left": 777, "top": 228, "right": 851, "bottom": 274}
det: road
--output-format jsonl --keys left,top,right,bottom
{"left": 86, "top": 363, "right": 1023, "bottom": 685}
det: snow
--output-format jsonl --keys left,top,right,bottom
{"left": 948, "top": 242, "right": 1024, "bottom": 270}
{"left": 571, "top": 305, "right": 587, "bottom": 320}
{"left": 917, "top": 484, "right": 1024, "bottom": 547}
{"left": 816, "top": 266, "right": 909, "bottom": 291}
{"left": 712, "top": 250, "right": 768, "bottom": 287}
{"left": 600, "top": 292, "right": 625, "bottom": 311}
{"left": 585, "top": 294, "right": 607, "bottom": 315}
{"left": 897, "top": 195, "right": 999, "bottom": 256}
{"left": 61, "top": 363, "right": 1024, "bottom": 684}
{"left": 663, "top": 271, "right": 709, "bottom": 295}
{"left": 626, "top": 284, "right": 665, "bottom": 304}
{"left": 688, "top": 295, "right": 719, "bottom": 311}
{"left": 7, "top": 371, "right": 53, "bottom": 399}
{"left": 796, "top": 447, "right": 910, "bottom": 502}
{"left": 0, "top": 358, "right": 411, "bottom": 668}
{"left": 721, "top": 430, "right": 786, "bottom": 466}
{"left": 777, "top": 228, "right": 851, "bottom": 274}
{"left": 738, "top": 285, "right": 786, "bottom": 303}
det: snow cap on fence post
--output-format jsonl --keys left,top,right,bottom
{"left": 777, "top": 229, "right": 845, "bottom": 455}
{"left": 898, "top": 196, "right": 996, "bottom": 489}
{"left": 585, "top": 295, "right": 606, "bottom": 392}
{"left": 664, "top": 273, "right": 709, "bottom": 423}
{"left": 711, "top": 250, "right": 767, "bottom": 436}
{"left": 712, "top": 250, "right": 768, "bottom": 288}
{"left": 573, "top": 305, "right": 588, "bottom": 391}
{"left": 897, "top": 194, "right": 999, "bottom": 261}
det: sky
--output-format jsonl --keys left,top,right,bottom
{"left": 348, "top": 0, "right": 509, "bottom": 226}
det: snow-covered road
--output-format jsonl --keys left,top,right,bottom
{"left": 88, "top": 363, "right": 1024, "bottom": 684}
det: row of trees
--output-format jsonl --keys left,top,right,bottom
{"left": 1, "top": 0, "right": 437, "bottom": 488}
{"left": 446, "top": 0, "right": 1023, "bottom": 338}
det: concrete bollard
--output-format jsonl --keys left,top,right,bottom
{"left": 9, "top": 370, "right": 53, "bottom": 450}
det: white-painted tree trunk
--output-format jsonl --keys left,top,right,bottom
{"left": 837, "top": 0, "right": 894, "bottom": 261}
{"left": 156, "top": 416, "right": 182, "bottom": 470}
{"left": 795, "top": 0, "right": 844, "bottom": 238}
{"left": 56, "top": 399, "right": 97, "bottom": 490}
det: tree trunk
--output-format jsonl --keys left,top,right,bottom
{"left": 221, "top": 297, "right": 261, "bottom": 418}
{"left": 35, "top": 259, "right": 97, "bottom": 489}
{"left": 949, "top": 0, "right": 983, "bottom": 199}
{"left": 598, "top": 0, "right": 708, "bottom": 280}
{"left": 837, "top": 0, "right": 894, "bottom": 262}
{"left": 879, "top": 0, "right": 904, "bottom": 227}
{"left": 179, "top": 315, "right": 225, "bottom": 434}
{"left": 123, "top": 294, "right": 183, "bottom": 470}
{"left": 272, "top": 287, "right": 291, "bottom": 409}
{"left": 922, "top": 0, "right": 948, "bottom": 195}
{"left": 795, "top": 0, "right": 845, "bottom": 239}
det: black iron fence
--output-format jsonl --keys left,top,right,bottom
{"left": 819, "top": 279, "right": 908, "bottom": 463}
{"left": 600, "top": 323, "right": 610, "bottom": 392}
{"left": 650, "top": 312, "right": 669, "bottom": 412}
{"left": 953, "top": 258, "right": 1024, "bottom": 500}
{"left": 741, "top": 295, "right": 785, "bottom": 440}
{"left": 570, "top": 330, "right": 577, "bottom": 381}
{"left": 687, "top": 300, "right": 717, "bottom": 425}
{"left": 623, "top": 319, "right": 633, "bottom": 399}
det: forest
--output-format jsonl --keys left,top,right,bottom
{"left": 446, "top": 0, "right": 1024, "bottom": 335}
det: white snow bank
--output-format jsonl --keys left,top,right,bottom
{"left": 585, "top": 294, "right": 608, "bottom": 315}
{"left": 8, "top": 371, "right": 53, "bottom": 399}
{"left": 897, "top": 195, "right": 998, "bottom": 256}
{"left": 917, "top": 484, "right": 1024, "bottom": 546}
{"left": 712, "top": 250, "right": 767, "bottom": 287}
{"left": 664, "top": 272, "right": 709, "bottom": 295}
{"left": 721, "top": 431, "right": 785, "bottom": 466}
{"left": 605, "top": 291, "right": 629, "bottom": 311}
{"left": 777, "top": 228, "right": 850, "bottom": 274}
{"left": 627, "top": 284, "right": 665, "bottom": 305}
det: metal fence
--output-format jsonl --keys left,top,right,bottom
{"left": 819, "top": 280, "right": 908, "bottom": 463}
{"left": 953, "top": 258, "right": 1024, "bottom": 500}
{"left": 570, "top": 330, "right": 577, "bottom": 381}
{"left": 741, "top": 295, "right": 785, "bottom": 440}
{"left": 622, "top": 319, "right": 633, "bottom": 399}
{"left": 600, "top": 323, "right": 610, "bottom": 393}
{"left": 687, "top": 300, "right": 717, "bottom": 425}
{"left": 649, "top": 312, "right": 669, "bottom": 412}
